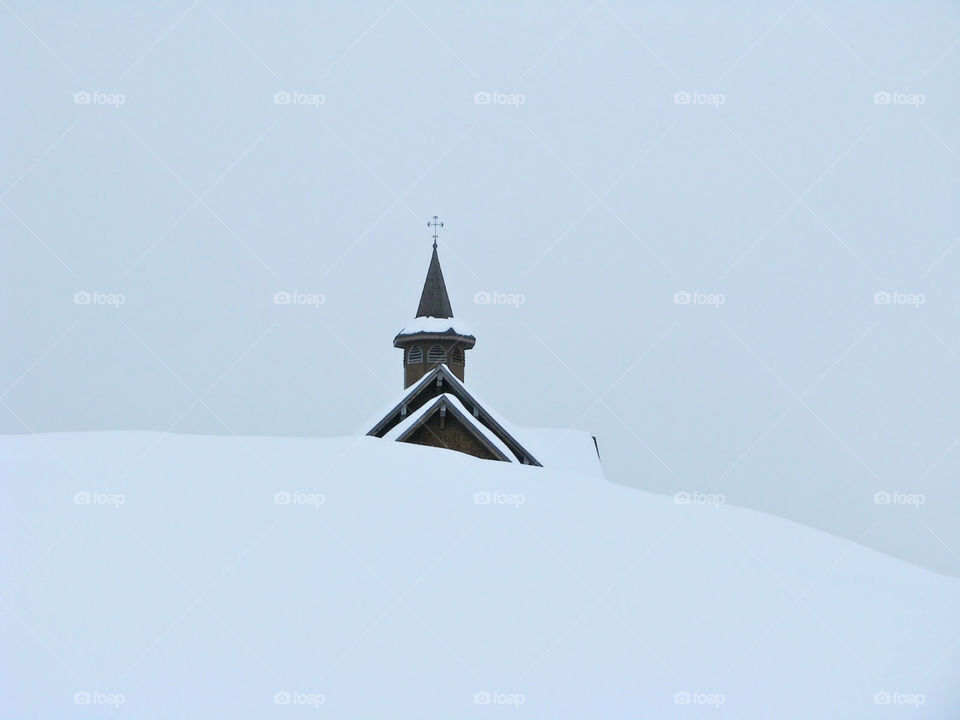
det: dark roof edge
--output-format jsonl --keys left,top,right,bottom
{"left": 367, "top": 365, "right": 542, "bottom": 467}
{"left": 393, "top": 331, "right": 476, "bottom": 348}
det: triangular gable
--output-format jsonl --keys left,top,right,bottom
{"left": 384, "top": 394, "right": 514, "bottom": 462}
{"left": 366, "top": 365, "right": 542, "bottom": 466}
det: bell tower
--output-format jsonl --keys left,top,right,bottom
{"left": 393, "top": 217, "right": 476, "bottom": 388}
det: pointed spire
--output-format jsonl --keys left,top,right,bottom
{"left": 416, "top": 245, "right": 454, "bottom": 319}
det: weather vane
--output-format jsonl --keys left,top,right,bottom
{"left": 427, "top": 215, "right": 443, "bottom": 248}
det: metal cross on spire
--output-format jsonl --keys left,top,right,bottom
{"left": 427, "top": 215, "right": 443, "bottom": 248}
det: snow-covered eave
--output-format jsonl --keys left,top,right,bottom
{"left": 383, "top": 393, "right": 515, "bottom": 463}
{"left": 362, "top": 367, "right": 450, "bottom": 437}
{"left": 394, "top": 316, "right": 475, "bottom": 342}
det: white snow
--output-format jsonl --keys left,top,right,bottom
{"left": 396, "top": 316, "right": 474, "bottom": 337}
{"left": 2, "top": 431, "right": 959, "bottom": 718}
{"left": 518, "top": 427, "right": 604, "bottom": 479}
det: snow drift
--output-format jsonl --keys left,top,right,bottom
{"left": 2, "top": 431, "right": 958, "bottom": 718}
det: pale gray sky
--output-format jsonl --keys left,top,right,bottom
{"left": 2, "top": 1, "right": 959, "bottom": 574}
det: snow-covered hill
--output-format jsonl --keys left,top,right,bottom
{"left": 2, "top": 432, "right": 958, "bottom": 718}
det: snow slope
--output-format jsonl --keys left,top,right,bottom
{"left": 2, "top": 432, "right": 958, "bottom": 718}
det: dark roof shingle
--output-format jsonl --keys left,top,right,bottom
{"left": 415, "top": 246, "right": 454, "bottom": 319}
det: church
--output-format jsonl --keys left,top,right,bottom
{"left": 366, "top": 218, "right": 543, "bottom": 466}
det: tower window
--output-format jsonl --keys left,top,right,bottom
{"left": 427, "top": 344, "right": 446, "bottom": 363}
{"left": 407, "top": 345, "right": 423, "bottom": 364}
{"left": 451, "top": 347, "right": 464, "bottom": 365}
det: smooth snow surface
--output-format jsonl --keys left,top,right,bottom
{"left": 519, "top": 427, "right": 604, "bottom": 479}
{"left": 2, "top": 432, "right": 958, "bottom": 718}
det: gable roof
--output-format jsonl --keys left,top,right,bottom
{"left": 383, "top": 393, "right": 514, "bottom": 462}
{"left": 366, "top": 364, "right": 542, "bottom": 466}
{"left": 415, "top": 246, "right": 453, "bottom": 319}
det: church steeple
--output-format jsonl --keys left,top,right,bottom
{"left": 394, "top": 217, "right": 476, "bottom": 389}
{"left": 415, "top": 245, "right": 453, "bottom": 319}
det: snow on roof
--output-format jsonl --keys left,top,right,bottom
{"left": 395, "top": 316, "right": 474, "bottom": 337}
{"left": 357, "top": 366, "right": 445, "bottom": 436}
{"left": 425, "top": 366, "right": 586, "bottom": 471}
{"left": 431, "top": 366, "right": 530, "bottom": 439}
{"left": 382, "top": 392, "right": 515, "bottom": 462}
{"left": 517, "top": 427, "right": 604, "bottom": 479}
{"left": 436, "top": 369, "right": 531, "bottom": 442}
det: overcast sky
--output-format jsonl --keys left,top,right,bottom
{"left": 2, "top": 0, "right": 959, "bottom": 574}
